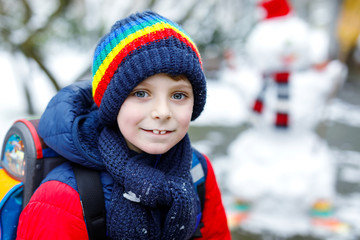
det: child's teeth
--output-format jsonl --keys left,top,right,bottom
{"left": 152, "top": 130, "right": 167, "bottom": 134}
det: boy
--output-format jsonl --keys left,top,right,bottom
{"left": 16, "top": 11, "right": 230, "bottom": 239}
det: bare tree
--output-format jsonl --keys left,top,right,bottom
{"left": 0, "top": 0, "right": 103, "bottom": 113}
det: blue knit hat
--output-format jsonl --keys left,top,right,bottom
{"left": 92, "top": 11, "right": 207, "bottom": 125}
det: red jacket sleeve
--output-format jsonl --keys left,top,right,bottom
{"left": 199, "top": 156, "right": 231, "bottom": 239}
{"left": 16, "top": 180, "right": 88, "bottom": 240}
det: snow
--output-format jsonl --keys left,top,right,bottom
{"left": 226, "top": 129, "right": 335, "bottom": 201}
{"left": 246, "top": 15, "right": 311, "bottom": 71}
{"left": 0, "top": 53, "right": 28, "bottom": 139}
{"left": 325, "top": 99, "right": 360, "bottom": 128}
{"left": 192, "top": 80, "right": 248, "bottom": 126}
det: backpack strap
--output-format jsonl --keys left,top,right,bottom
{"left": 73, "top": 164, "right": 106, "bottom": 240}
{"left": 190, "top": 151, "right": 208, "bottom": 238}
{"left": 191, "top": 151, "right": 206, "bottom": 211}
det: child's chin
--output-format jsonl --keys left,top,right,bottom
{"left": 141, "top": 145, "right": 171, "bottom": 155}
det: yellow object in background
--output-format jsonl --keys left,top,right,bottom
{"left": 337, "top": 0, "right": 360, "bottom": 62}
{"left": 0, "top": 168, "right": 21, "bottom": 201}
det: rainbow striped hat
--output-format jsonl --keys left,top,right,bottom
{"left": 92, "top": 11, "right": 206, "bottom": 125}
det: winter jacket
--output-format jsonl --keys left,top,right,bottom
{"left": 16, "top": 80, "right": 231, "bottom": 240}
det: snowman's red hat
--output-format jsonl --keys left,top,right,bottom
{"left": 258, "top": 0, "right": 292, "bottom": 20}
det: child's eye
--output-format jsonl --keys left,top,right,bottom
{"left": 134, "top": 91, "right": 148, "bottom": 98}
{"left": 172, "top": 92, "right": 186, "bottom": 100}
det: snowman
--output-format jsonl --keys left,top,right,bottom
{"left": 247, "top": 0, "right": 312, "bottom": 129}
{"left": 223, "top": 0, "right": 349, "bottom": 236}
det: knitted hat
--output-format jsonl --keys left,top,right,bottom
{"left": 92, "top": 11, "right": 206, "bottom": 125}
{"left": 258, "top": 0, "right": 292, "bottom": 20}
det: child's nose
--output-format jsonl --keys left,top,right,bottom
{"left": 151, "top": 99, "right": 172, "bottom": 120}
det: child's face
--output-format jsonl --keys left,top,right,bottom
{"left": 117, "top": 73, "right": 194, "bottom": 154}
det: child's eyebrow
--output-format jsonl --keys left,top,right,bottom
{"left": 133, "top": 81, "right": 151, "bottom": 88}
{"left": 136, "top": 80, "right": 193, "bottom": 90}
{"left": 174, "top": 83, "right": 193, "bottom": 91}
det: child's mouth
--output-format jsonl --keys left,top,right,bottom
{"left": 152, "top": 130, "right": 167, "bottom": 135}
{"left": 142, "top": 129, "right": 172, "bottom": 135}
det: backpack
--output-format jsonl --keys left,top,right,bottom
{"left": 0, "top": 119, "right": 207, "bottom": 240}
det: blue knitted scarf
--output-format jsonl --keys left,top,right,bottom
{"left": 98, "top": 126, "right": 199, "bottom": 239}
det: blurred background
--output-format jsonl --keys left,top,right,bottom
{"left": 1, "top": 0, "right": 360, "bottom": 239}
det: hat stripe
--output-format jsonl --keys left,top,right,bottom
{"left": 93, "top": 20, "right": 201, "bottom": 80}
{"left": 93, "top": 17, "right": 156, "bottom": 68}
{"left": 92, "top": 22, "right": 201, "bottom": 106}
{"left": 93, "top": 14, "right": 195, "bottom": 70}
{"left": 93, "top": 14, "right": 193, "bottom": 62}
